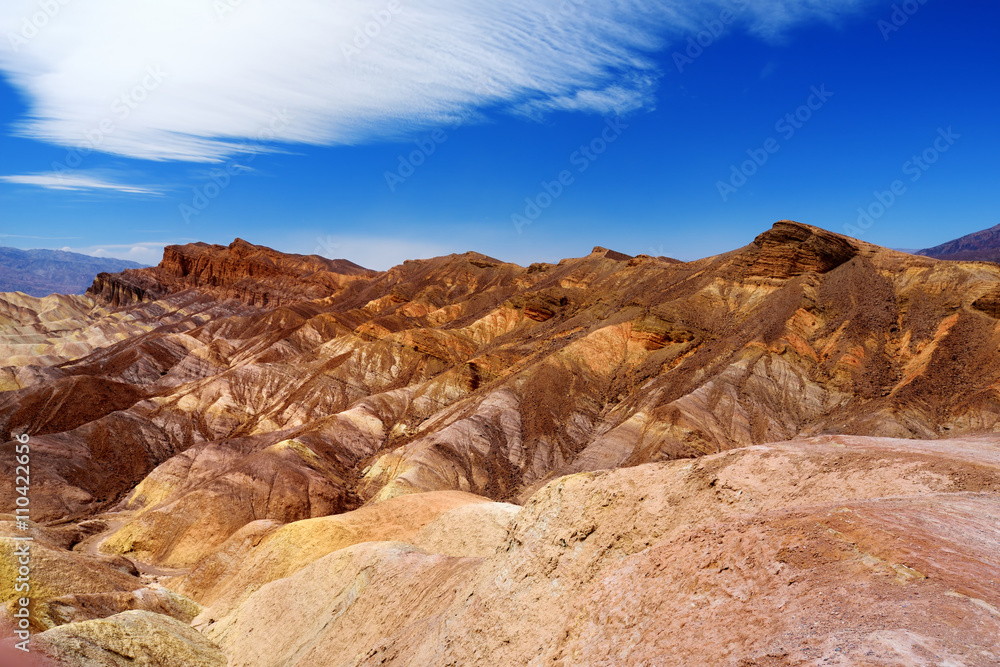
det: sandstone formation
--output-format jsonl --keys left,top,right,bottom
{"left": 33, "top": 610, "right": 226, "bottom": 667}
{"left": 0, "top": 221, "right": 999, "bottom": 665}
{"left": 174, "top": 490, "right": 514, "bottom": 616}
{"left": 0, "top": 520, "right": 142, "bottom": 633}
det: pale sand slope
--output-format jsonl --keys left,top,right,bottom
{"left": 3, "top": 490, "right": 511, "bottom": 666}
{"left": 200, "top": 435, "right": 1000, "bottom": 666}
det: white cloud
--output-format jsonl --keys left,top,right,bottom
{"left": 0, "top": 172, "right": 162, "bottom": 194}
{"left": 62, "top": 242, "right": 167, "bottom": 265}
{"left": 0, "top": 0, "right": 874, "bottom": 162}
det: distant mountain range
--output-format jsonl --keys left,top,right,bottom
{"left": 0, "top": 246, "right": 146, "bottom": 296}
{"left": 917, "top": 222, "right": 1000, "bottom": 262}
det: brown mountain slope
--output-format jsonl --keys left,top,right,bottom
{"left": 917, "top": 222, "right": 1000, "bottom": 262}
{"left": 3, "top": 220, "right": 1000, "bottom": 529}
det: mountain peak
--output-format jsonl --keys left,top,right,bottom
{"left": 590, "top": 246, "right": 633, "bottom": 261}
{"left": 228, "top": 237, "right": 257, "bottom": 251}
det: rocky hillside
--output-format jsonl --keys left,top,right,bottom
{"left": 0, "top": 246, "right": 144, "bottom": 297}
{"left": 1, "top": 220, "right": 999, "bottom": 665}
{"left": 87, "top": 238, "right": 375, "bottom": 308}
{"left": 917, "top": 222, "right": 1000, "bottom": 262}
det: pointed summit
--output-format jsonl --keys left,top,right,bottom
{"left": 589, "top": 246, "right": 633, "bottom": 261}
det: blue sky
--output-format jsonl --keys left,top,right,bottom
{"left": 0, "top": 0, "right": 997, "bottom": 269}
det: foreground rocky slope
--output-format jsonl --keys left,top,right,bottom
{"left": 5, "top": 434, "right": 997, "bottom": 665}
{"left": 1, "top": 222, "right": 999, "bottom": 664}
{"left": 200, "top": 435, "right": 1000, "bottom": 666}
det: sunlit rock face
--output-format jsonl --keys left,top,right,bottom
{"left": 2, "top": 221, "right": 999, "bottom": 665}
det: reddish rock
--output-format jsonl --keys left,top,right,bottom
{"left": 88, "top": 238, "right": 375, "bottom": 308}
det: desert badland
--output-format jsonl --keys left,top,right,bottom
{"left": 1, "top": 220, "right": 999, "bottom": 665}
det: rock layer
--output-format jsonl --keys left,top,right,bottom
{"left": 34, "top": 610, "right": 226, "bottom": 667}
{"left": 4, "top": 220, "right": 1000, "bottom": 536}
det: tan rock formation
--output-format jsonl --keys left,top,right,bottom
{"left": 177, "top": 490, "right": 501, "bottom": 616}
{"left": 0, "top": 520, "right": 141, "bottom": 632}
{"left": 33, "top": 610, "right": 226, "bottom": 666}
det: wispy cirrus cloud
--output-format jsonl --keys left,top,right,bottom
{"left": 0, "top": 172, "right": 163, "bottom": 195}
{"left": 0, "top": 0, "right": 876, "bottom": 163}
